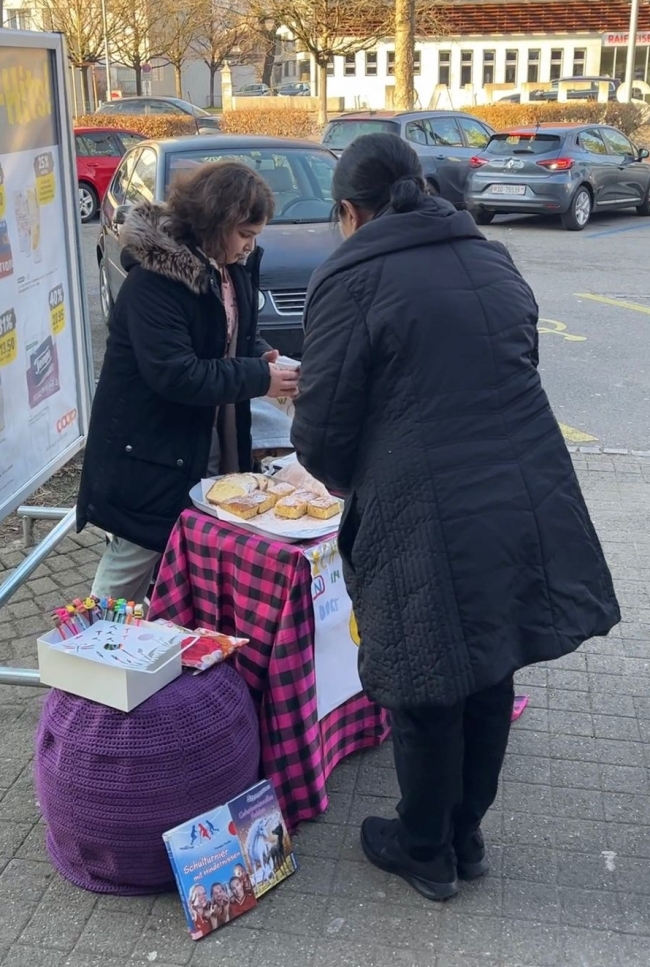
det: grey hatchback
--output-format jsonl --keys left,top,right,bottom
{"left": 322, "top": 111, "right": 494, "bottom": 207}
{"left": 465, "top": 123, "right": 650, "bottom": 231}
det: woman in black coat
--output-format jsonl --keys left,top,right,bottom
{"left": 77, "top": 162, "right": 299, "bottom": 601}
{"left": 291, "top": 135, "right": 620, "bottom": 901}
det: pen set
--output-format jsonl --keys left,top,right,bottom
{"left": 50, "top": 596, "right": 145, "bottom": 640}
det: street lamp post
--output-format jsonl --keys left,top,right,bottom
{"left": 101, "top": 0, "right": 112, "bottom": 102}
{"left": 623, "top": 0, "right": 640, "bottom": 102}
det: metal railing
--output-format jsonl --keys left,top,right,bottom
{"left": 0, "top": 506, "right": 77, "bottom": 688}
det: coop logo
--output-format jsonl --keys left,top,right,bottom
{"left": 56, "top": 409, "right": 77, "bottom": 433}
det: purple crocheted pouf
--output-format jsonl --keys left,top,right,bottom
{"left": 35, "top": 662, "right": 260, "bottom": 895}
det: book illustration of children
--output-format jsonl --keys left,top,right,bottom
{"left": 207, "top": 882, "right": 230, "bottom": 928}
{"left": 198, "top": 822, "right": 210, "bottom": 840}
{"left": 228, "top": 874, "right": 256, "bottom": 915}
{"left": 190, "top": 825, "right": 198, "bottom": 846}
{"left": 187, "top": 884, "right": 212, "bottom": 939}
{"left": 233, "top": 863, "right": 254, "bottom": 898}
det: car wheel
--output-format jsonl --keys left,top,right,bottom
{"left": 561, "top": 186, "right": 592, "bottom": 231}
{"left": 99, "top": 256, "right": 114, "bottom": 325}
{"left": 474, "top": 210, "right": 495, "bottom": 225}
{"left": 636, "top": 187, "right": 650, "bottom": 216}
{"left": 78, "top": 183, "right": 98, "bottom": 223}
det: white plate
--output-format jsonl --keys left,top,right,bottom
{"left": 189, "top": 480, "right": 341, "bottom": 544}
{"left": 491, "top": 184, "right": 526, "bottom": 195}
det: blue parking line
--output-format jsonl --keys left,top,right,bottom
{"left": 586, "top": 222, "right": 650, "bottom": 239}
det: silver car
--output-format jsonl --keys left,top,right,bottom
{"left": 465, "top": 123, "right": 650, "bottom": 231}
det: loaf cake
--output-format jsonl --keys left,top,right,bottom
{"left": 307, "top": 496, "right": 340, "bottom": 520}
{"left": 206, "top": 473, "right": 258, "bottom": 506}
{"left": 274, "top": 493, "right": 308, "bottom": 520}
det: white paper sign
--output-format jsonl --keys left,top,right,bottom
{"left": 305, "top": 537, "right": 362, "bottom": 720}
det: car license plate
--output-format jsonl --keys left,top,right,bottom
{"left": 491, "top": 185, "right": 526, "bottom": 195}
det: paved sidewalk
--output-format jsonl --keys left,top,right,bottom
{"left": 1, "top": 453, "right": 649, "bottom": 967}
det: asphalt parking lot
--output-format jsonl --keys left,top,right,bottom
{"left": 80, "top": 206, "right": 650, "bottom": 452}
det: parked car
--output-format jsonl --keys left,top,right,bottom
{"left": 276, "top": 82, "right": 311, "bottom": 97}
{"left": 234, "top": 83, "right": 271, "bottom": 97}
{"left": 498, "top": 76, "right": 622, "bottom": 104}
{"left": 97, "top": 135, "right": 339, "bottom": 355}
{"left": 322, "top": 110, "right": 494, "bottom": 207}
{"left": 465, "top": 123, "right": 650, "bottom": 231}
{"left": 95, "top": 96, "right": 221, "bottom": 133}
{"left": 75, "top": 127, "right": 145, "bottom": 222}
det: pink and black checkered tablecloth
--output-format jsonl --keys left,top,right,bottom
{"left": 148, "top": 510, "right": 390, "bottom": 828}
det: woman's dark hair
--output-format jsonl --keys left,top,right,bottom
{"left": 166, "top": 161, "right": 275, "bottom": 260}
{"left": 332, "top": 133, "right": 426, "bottom": 219}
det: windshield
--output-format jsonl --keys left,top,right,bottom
{"left": 166, "top": 147, "right": 336, "bottom": 223}
{"left": 170, "top": 98, "right": 209, "bottom": 117}
{"left": 323, "top": 119, "right": 400, "bottom": 149}
{"left": 486, "top": 133, "right": 562, "bottom": 155}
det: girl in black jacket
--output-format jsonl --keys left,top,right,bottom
{"left": 292, "top": 135, "right": 619, "bottom": 901}
{"left": 77, "top": 162, "right": 299, "bottom": 601}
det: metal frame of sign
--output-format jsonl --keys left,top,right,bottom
{"left": 0, "top": 30, "right": 93, "bottom": 523}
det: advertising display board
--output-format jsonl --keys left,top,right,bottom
{"left": 0, "top": 33, "right": 92, "bottom": 523}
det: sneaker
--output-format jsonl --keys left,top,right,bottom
{"left": 360, "top": 817, "right": 458, "bottom": 901}
{"left": 454, "top": 827, "right": 489, "bottom": 880}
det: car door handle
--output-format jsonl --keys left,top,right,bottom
{"left": 435, "top": 154, "right": 445, "bottom": 160}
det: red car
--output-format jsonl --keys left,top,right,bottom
{"left": 74, "top": 127, "right": 145, "bottom": 223}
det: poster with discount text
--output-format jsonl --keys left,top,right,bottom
{"left": 305, "top": 537, "right": 362, "bottom": 720}
{"left": 0, "top": 40, "right": 90, "bottom": 520}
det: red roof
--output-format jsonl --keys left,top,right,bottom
{"left": 426, "top": 1, "right": 650, "bottom": 36}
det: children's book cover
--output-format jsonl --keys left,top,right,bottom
{"left": 163, "top": 804, "right": 257, "bottom": 941}
{"left": 228, "top": 779, "right": 298, "bottom": 898}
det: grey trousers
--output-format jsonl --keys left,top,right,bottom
{"left": 91, "top": 536, "right": 161, "bottom": 603}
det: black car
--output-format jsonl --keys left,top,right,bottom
{"left": 322, "top": 110, "right": 494, "bottom": 207}
{"left": 96, "top": 96, "right": 221, "bottom": 133}
{"left": 97, "top": 135, "right": 340, "bottom": 356}
{"left": 465, "top": 123, "right": 650, "bottom": 231}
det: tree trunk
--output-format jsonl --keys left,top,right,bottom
{"left": 134, "top": 64, "right": 143, "bottom": 96}
{"left": 394, "top": 0, "right": 415, "bottom": 111}
{"left": 174, "top": 64, "right": 183, "bottom": 98}
{"left": 80, "top": 65, "right": 92, "bottom": 114}
{"left": 318, "top": 60, "right": 328, "bottom": 128}
{"left": 261, "top": 30, "right": 276, "bottom": 88}
{"left": 209, "top": 66, "right": 217, "bottom": 107}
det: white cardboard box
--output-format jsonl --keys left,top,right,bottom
{"left": 37, "top": 621, "right": 184, "bottom": 712}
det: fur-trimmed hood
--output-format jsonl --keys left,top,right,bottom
{"left": 120, "top": 201, "right": 211, "bottom": 295}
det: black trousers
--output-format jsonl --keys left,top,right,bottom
{"left": 391, "top": 675, "right": 515, "bottom": 860}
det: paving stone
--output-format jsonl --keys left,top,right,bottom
{"left": 502, "top": 845, "right": 558, "bottom": 884}
{"left": 324, "top": 897, "right": 440, "bottom": 950}
{"left": 547, "top": 710, "right": 594, "bottom": 736}
{"left": 502, "top": 881, "right": 560, "bottom": 922}
{"left": 2, "top": 946, "right": 65, "bottom": 967}
{"left": 190, "top": 927, "right": 258, "bottom": 966}
{"left": 559, "top": 887, "right": 623, "bottom": 931}
{"left": 0, "top": 858, "right": 54, "bottom": 902}
{"left": 500, "top": 920, "right": 560, "bottom": 967}
{"left": 19, "top": 878, "right": 97, "bottom": 951}
{"left": 312, "top": 941, "right": 436, "bottom": 967}
{"left": 502, "top": 781, "right": 553, "bottom": 815}
{"left": 73, "top": 908, "right": 147, "bottom": 956}
{"left": 502, "top": 755, "right": 551, "bottom": 786}
{"left": 436, "top": 912, "right": 502, "bottom": 960}
{"left": 549, "top": 759, "right": 601, "bottom": 790}
{"left": 547, "top": 688, "right": 591, "bottom": 712}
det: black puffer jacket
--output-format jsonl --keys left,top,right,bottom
{"left": 77, "top": 202, "right": 271, "bottom": 552}
{"left": 291, "top": 196, "right": 620, "bottom": 709}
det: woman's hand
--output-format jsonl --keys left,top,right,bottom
{"left": 262, "top": 349, "right": 279, "bottom": 363}
{"left": 267, "top": 363, "right": 299, "bottom": 399}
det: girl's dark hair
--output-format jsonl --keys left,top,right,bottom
{"left": 332, "top": 133, "right": 426, "bottom": 219}
{"left": 166, "top": 161, "right": 275, "bottom": 259}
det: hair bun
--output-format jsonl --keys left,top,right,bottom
{"left": 389, "top": 175, "right": 423, "bottom": 213}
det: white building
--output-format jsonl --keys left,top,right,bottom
{"left": 310, "top": 0, "right": 650, "bottom": 111}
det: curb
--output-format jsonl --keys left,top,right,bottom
{"left": 567, "top": 446, "right": 650, "bottom": 458}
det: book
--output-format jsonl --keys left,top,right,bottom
{"left": 163, "top": 780, "right": 297, "bottom": 940}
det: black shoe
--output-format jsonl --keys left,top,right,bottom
{"left": 454, "top": 827, "right": 489, "bottom": 880}
{"left": 360, "top": 817, "right": 459, "bottom": 901}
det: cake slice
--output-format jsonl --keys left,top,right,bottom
{"left": 274, "top": 493, "right": 308, "bottom": 520}
{"left": 220, "top": 495, "right": 261, "bottom": 520}
{"left": 266, "top": 481, "right": 296, "bottom": 506}
{"left": 307, "top": 496, "right": 341, "bottom": 520}
{"left": 206, "top": 473, "right": 258, "bottom": 506}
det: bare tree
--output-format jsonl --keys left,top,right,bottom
{"left": 40, "top": 0, "right": 106, "bottom": 111}
{"left": 252, "top": 0, "right": 394, "bottom": 125}
{"left": 152, "top": 0, "right": 202, "bottom": 98}
{"left": 394, "top": 0, "right": 448, "bottom": 110}
{"left": 111, "top": 0, "right": 168, "bottom": 95}
{"left": 192, "top": 0, "right": 253, "bottom": 107}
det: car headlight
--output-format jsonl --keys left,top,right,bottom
{"left": 258, "top": 291, "right": 266, "bottom": 311}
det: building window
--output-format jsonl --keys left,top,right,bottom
{"left": 365, "top": 51, "right": 377, "bottom": 76}
{"left": 573, "top": 48, "right": 586, "bottom": 76}
{"left": 550, "top": 49, "right": 563, "bottom": 81}
{"left": 326, "top": 57, "right": 335, "bottom": 76}
{"left": 387, "top": 51, "right": 395, "bottom": 77}
{"left": 505, "top": 49, "right": 518, "bottom": 85}
{"left": 414, "top": 50, "right": 421, "bottom": 76}
{"left": 344, "top": 54, "right": 356, "bottom": 77}
{"left": 438, "top": 50, "right": 451, "bottom": 86}
{"left": 483, "top": 50, "right": 495, "bottom": 86}
{"left": 7, "top": 8, "right": 33, "bottom": 28}
{"left": 460, "top": 50, "right": 473, "bottom": 87}
{"left": 527, "top": 49, "right": 540, "bottom": 83}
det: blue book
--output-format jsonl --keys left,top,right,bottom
{"left": 163, "top": 780, "right": 297, "bottom": 940}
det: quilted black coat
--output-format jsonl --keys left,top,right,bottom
{"left": 291, "top": 196, "right": 620, "bottom": 709}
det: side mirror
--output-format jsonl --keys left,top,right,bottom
{"left": 639, "top": 147, "right": 649, "bottom": 160}
{"left": 114, "top": 204, "right": 131, "bottom": 226}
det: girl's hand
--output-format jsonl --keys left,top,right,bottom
{"left": 267, "top": 363, "right": 299, "bottom": 399}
